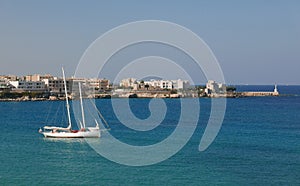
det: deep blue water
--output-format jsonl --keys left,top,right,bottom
{"left": 0, "top": 86, "right": 299, "bottom": 185}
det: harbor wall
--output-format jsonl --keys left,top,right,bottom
{"left": 241, "top": 91, "right": 279, "bottom": 97}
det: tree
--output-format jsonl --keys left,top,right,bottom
{"left": 226, "top": 86, "right": 236, "bottom": 92}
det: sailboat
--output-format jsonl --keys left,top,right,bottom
{"left": 39, "top": 68, "right": 100, "bottom": 138}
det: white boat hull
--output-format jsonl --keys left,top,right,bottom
{"left": 42, "top": 130, "right": 100, "bottom": 138}
{"left": 40, "top": 68, "right": 104, "bottom": 139}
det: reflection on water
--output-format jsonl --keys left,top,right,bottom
{"left": 43, "top": 138, "right": 87, "bottom": 143}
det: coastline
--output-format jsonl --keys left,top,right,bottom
{"left": 0, "top": 91, "right": 281, "bottom": 102}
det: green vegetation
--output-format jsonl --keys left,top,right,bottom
{"left": 226, "top": 86, "right": 236, "bottom": 92}
{"left": 170, "top": 89, "right": 177, "bottom": 94}
{"left": 195, "top": 85, "right": 206, "bottom": 95}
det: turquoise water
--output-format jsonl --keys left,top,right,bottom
{"left": 0, "top": 86, "right": 299, "bottom": 185}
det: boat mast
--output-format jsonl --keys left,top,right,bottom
{"left": 78, "top": 82, "right": 86, "bottom": 129}
{"left": 62, "top": 67, "right": 72, "bottom": 129}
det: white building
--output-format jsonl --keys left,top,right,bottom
{"left": 133, "top": 82, "right": 139, "bottom": 90}
{"left": 160, "top": 80, "right": 173, "bottom": 89}
{"left": 205, "top": 80, "right": 226, "bottom": 94}
{"left": 144, "top": 79, "right": 160, "bottom": 88}
{"left": 144, "top": 79, "right": 190, "bottom": 90}
{"left": 10, "top": 80, "right": 46, "bottom": 92}
{"left": 144, "top": 80, "right": 172, "bottom": 89}
{"left": 172, "top": 79, "right": 190, "bottom": 90}
{"left": 120, "top": 78, "right": 190, "bottom": 90}
{"left": 0, "top": 79, "right": 9, "bottom": 90}
{"left": 120, "top": 78, "right": 136, "bottom": 88}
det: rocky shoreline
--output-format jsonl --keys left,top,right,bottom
{"left": 0, "top": 91, "right": 280, "bottom": 102}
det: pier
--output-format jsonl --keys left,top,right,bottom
{"left": 240, "top": 85, "right": 279, "bottom": 97}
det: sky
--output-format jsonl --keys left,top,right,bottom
{"left": 0, "top": 0, "right": 299, "bottom": 85}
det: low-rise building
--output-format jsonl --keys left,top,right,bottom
{"left": 160, "top": 80, "right": 173, "bottom": 89}
{"left": 24, "top": 74, "right": 54, "bottom": 82}
{"left": 172, "top": 79, "right": 190, "bottom": 90}
{"left": 205, "top": 80, "right": 226, "bottom": 94}
{"left": 144, "top": 79, "right": 190, "bottom": 90}
{"left": 88, "top": 79, "right": 110, "bottom": 91}
{"left": 0, "top": 78, "right": 10, "bottom": 91}
{"left": 48, "top": 78, "right": 72, "bottom": 93}
{"left": 10, "top": 80, "right": 46, "bottom": 92}
{"left": 120, "top": 78, "right": 136, "bottom": 88}
{"left": 0, "top": 75, "right": 18, "bottom": 81}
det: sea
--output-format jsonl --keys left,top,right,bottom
{"left": 0, "top": 85, "right": 299, "bottom": 185}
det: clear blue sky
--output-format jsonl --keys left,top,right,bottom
{"left": 0, "top": 0, "right": 299, "bottom": 84}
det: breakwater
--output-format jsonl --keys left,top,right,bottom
{"left": 0, "top": 90, "right": 280, "bottom": 102}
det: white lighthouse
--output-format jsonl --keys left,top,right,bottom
{"left": 273, "top": 84, "right": 279, "bottom": 96}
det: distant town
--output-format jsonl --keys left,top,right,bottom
{"left": 0, "top": 74, "right": 279, "bottom": 101}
